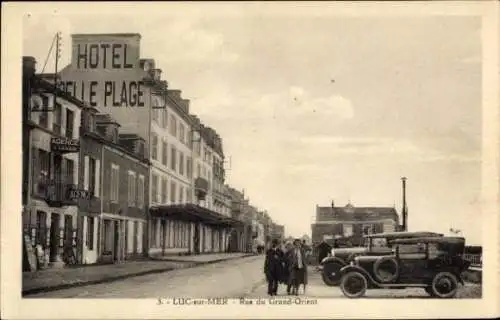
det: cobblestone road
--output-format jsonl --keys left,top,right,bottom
{"left": 27, "top": 256, "right": 481, "bottom": 299}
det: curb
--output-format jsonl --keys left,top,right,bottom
{"left": 22, "top": 254, "right": 257, "bottom": 296}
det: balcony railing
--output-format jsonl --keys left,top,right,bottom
{"left": 43, "top": 179, "right": 78, "bottom": 207}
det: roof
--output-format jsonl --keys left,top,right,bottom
{"left": 316, "top": 204, "right": 399, "bottom": 222}
{"left": 390, "top": 236, "right": 465, "bottom": 245}
{"left": 31, "top": 75, "right": 92, "bottom": 111}
{"left": 72, "top": 33, "right": 141, "bottom": 38}
{"left": 365, "top": 231, "right": 444, "bottom": 239}
{"left": 150, "top": 204, "right": 243, "bottom": 227}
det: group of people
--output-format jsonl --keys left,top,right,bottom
{"left": 263, "top": 238, "right": 310, "bottom": 296}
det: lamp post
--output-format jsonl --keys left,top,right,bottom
{"left": 401, "top": 177, "right": 407, "bottom": 231}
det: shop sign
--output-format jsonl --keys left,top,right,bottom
{"left": 68, "top": 188, "right": 93, "bottom": 200}
{"left": 51, "top": 137, "right": 80, "bottom": 153}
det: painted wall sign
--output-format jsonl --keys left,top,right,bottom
{"left": 57, "top": 80, "right": 145, "bottom": 108}
{"left": 75, "top": 43, "right": 135, "bottom": 70}
{"left": 51, "top": 137, "right": 80, "bottom": 153}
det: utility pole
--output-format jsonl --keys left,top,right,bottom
{"left": 401, "top": 177, "right": 407, "bottom": 231}
{"left": 54, "top": 32, "right": 61, "bottom": 104}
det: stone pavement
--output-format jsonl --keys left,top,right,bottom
{"left": 152, "top": 252, "right": 252, "bottom": 263}
{"left": 23, "top": 252, "right": 253, "bottom": 296}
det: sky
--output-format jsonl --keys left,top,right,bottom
{"left": 22, "top": 6, "right": 483, "bottom": 244}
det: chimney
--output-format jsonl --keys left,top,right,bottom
{"left": 168, "top": 89, "right": 181, "bottom": 101}
{"left": 401, "top": 177, "right": 407, "bottom": 231}
{"left": 23, "top": 56, "right": 37, "bottom": 76}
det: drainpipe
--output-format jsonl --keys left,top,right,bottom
{"left": 401, "top": 177, "right": 407, "bottom": 231}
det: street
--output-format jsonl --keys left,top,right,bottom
{"left": 28, "top": 256, "right": 481, "bottom": 299}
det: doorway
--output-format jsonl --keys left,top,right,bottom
{"left": 113, "top": 220, "right": 120, "bottom": 262}
{"left": 194, "top": 223, "right": 200, "bottom": 254}
{"left": 49, "top": 213, "right": 60, "bottom": 262}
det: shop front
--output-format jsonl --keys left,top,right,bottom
{"left": 149, "top": 204, "right": 242, "bottom": 256}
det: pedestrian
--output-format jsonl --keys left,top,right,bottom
{"left": 263, "top": 238, "right": 284, "bottom": 296}
{"left": 288, "top": 238, "right": 308, "bottom": 295}
{"left": 316, "top": 240, "right": 332, "bottom": 265}
{"left": 282, "top": 241, "right": 294, "bottom": 294}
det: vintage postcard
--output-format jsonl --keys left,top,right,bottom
{"left": 1, "top": 1, "right": 499, "bottom": 319}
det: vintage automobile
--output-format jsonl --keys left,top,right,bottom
{"left": 319, "top": 231, "right": 444, "bottom": 286}
{"left": 338, "top": 236, "right": 471, "bottom": 298}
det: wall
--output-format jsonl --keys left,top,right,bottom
{"left": 58, "top": 34, "right": 151, "bottom": 141}
{"left": 102, "top": 145, "right": 149, "bottom": 219}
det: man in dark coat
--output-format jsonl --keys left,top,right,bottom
{"left": 263, "top": 238, "right": 284, "bottom": 296}
{"left": 288, "top": 239, "right": 308, "bottom": 295}
{"left": 317, "top": 240, "right": 332, "bottom": 265}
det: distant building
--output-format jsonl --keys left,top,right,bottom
{"left": 270, "top": 223, "right": 285, "bottom": 241}
{"left": 311, "top": 202, "right": 400, "bottom": 246}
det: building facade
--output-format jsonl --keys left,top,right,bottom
{"left": 22, "top": 57, "right": 83, "bottom": 269}
{"left": 311, "top": 202, "right": 400, "bottom": 246}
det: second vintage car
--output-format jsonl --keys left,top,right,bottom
{"left": 338, "top": 236, "right": 471, "bottom": 298}
{"left": 320, "top": 231, "right": 444, "bottom": 286}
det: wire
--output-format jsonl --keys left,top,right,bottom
{"left": 41, "top": 33, "right": 57, "bottom": 74}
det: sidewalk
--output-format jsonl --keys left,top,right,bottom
{"left": 152, "top": 252, "right": 252, "bottom": 263}
{"left": 23, "top": 252, "right": 254, "bottom": 296}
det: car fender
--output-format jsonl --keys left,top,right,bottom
{"left": 321, "top": 256, "right": 346, "bottom": 266}
{"left": 339, "top": 265, "right": 378, "bottom": 287}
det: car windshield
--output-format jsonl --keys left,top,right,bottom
{"left": 372, "top": 238, "right": 388, "bottom": 248}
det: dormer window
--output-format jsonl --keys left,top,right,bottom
{"left": 113, "top": 127, "right": 119, "bottom": 143}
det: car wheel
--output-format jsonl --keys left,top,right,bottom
{"left": 340, "top": 271, "right": 368, "bottom": 298}
{"left": 321, "top": 262, "right": 344, "bottom": 286}
{"left": 373, "top": 256, "right": 399, "bottom": 283}
{"left": 430, "top": 272, "right": 459, "bottom": 298}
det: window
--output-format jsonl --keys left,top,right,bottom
{"left": 137, "top": 175, "right": 145, "bottom": 208}
{"left": 197, "top": 164, "right": 201, "bottom": 178}
{"left": 186, "top": 157, "right": 192, "bottom": 179}
{"left": 66, "top": 109, "right": 74, "bottom": 138}
{"left": 86, "top": 216, "right": 95, "bottom": 250}
{"left": 170, "top": 147, "right": 176, "bottom": 171}
{"left": 178, "top": 185, "right": 183, "bottom": 203}
{"left": 152, "top": 108, "right": 160, "bottom": 123}
{"left": 128, "top": 171, "right": 136, "bottom": 207}
{"left": 84, "top": 156, "right": 100, "bottom": 197}
{"left": 179, "top": 152, "right": 184, "bottom": 175}
{"left": 161, "top": 141, "right": 168, "bottom": 166}
{"left": 64, "top": 158, "right": 75, "bottom": 186}
{"left": 161, "top": 177, "right": 168, "bottom": 203}
{"left": 110, "top": 164, "right": 119, "bottom": 203}
{"left": 53, "top": 103, "right": 62, "bottom": 134}
{"left": 162, "top": 109, "right": 168, "bottom": 129}
{"left": 169, "top": 115, "right": 177, "bottom": 137}
{"left": 32, "top": 148, "right": 50, "bottom": 196}
{"left": 170, "top": 181, "right": 176, "bottom": 204}
{"left": 38, "top": 96, "right": 49, "bottom": 128}
{"left": 151, "top": 134, "right": 158, "bottom": 160}
{"left": 179, "top": 125, "right": 185, "bottom": 144}
{"left": 188, "top": 131, "right": 193, "bottom": 149}
{"left": 186, "top": 188, "right": 192, "bottom": 203}
{"left": 152, "top": 174, "right": 159, "bottom": 203}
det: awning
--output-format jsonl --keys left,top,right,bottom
{"left": 150, "top": 204, "right": 244, "bottom": 228}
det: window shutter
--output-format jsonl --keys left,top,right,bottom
{"left": 95, "top": 159, "right": 100, "bottom": 197}
{"left": 84, "top": 156, "right": 89, "bottom": 191}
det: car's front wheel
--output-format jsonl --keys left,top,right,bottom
{"left": 340, "top": 271, "right": 368, "bottom": 298}
{"left": 430, "top": 272, "right": 459, "bottom": 298}
{"left": 321, "top": 261, "right": 345, "bottom": 286}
